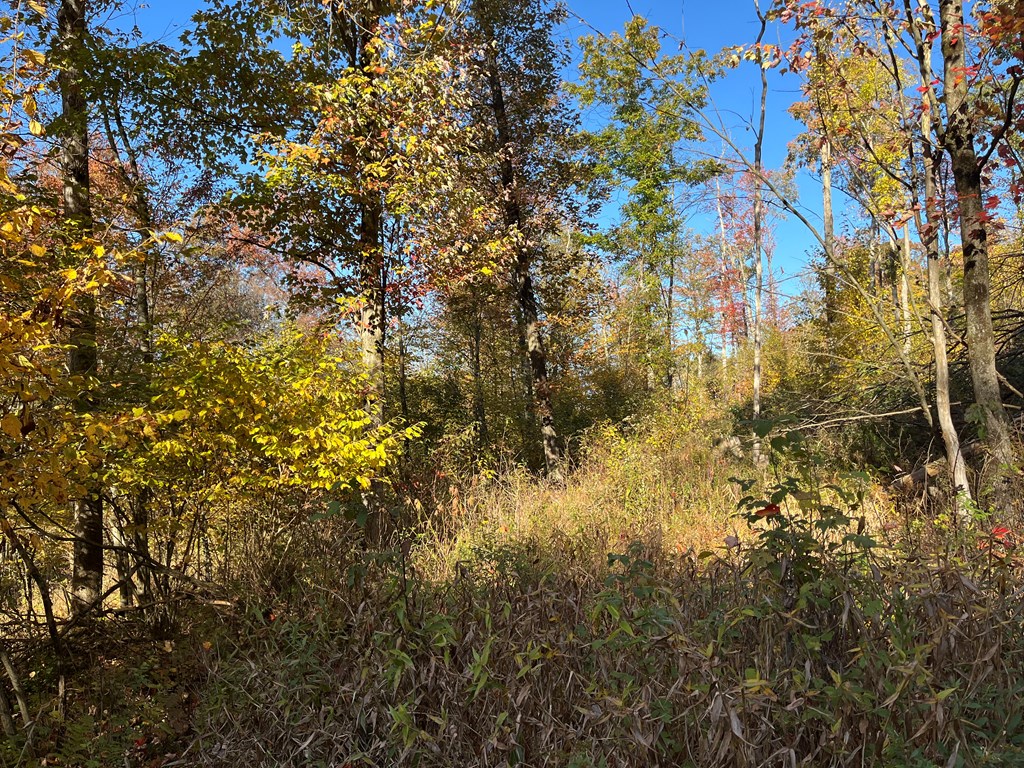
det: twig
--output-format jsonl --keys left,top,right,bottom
{"left": 788, "top": 406, "right": 925, "bottom": 432}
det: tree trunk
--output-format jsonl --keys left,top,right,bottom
{"left": 397, "top": 316, "right": 410, "bottom": 426}
{"left": 358, "top": 197, "right": 387, "bottom": 543}
{"left": 359, "top": 200, "right": 386, "bottom": 428}
{"left": 57, "top": 0, "right": 103, "bottom": 615}
{"left": 917, "top": 110, "right": 971, "bottom": 508}
{"left": 471, "top": 303, "right": 489, "bottom": 448}
{"left": 332, "top": 2, "right": 390, "bottom": 542}
{"left": 100, "top": 99, "right": 156, "bottom": 604}
{"left": 665, "top": 251, "right": 676, "bottom": 389}
{"left": 751, "top": 5, "right": 768, "bottom": 466}
{"left": 821, "top": 137, "right": 837, "bottom": 326}
{"left": 484, "top": 48, "right": 563, "bottom": 480}
{"left": 900, "top": 225, "right": 913, "bottom": 357}
{"left": 939, "top": 0, "right": 1018, "bottom": 504}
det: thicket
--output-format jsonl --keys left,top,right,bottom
{"left": 2, "top": 0, "right": 1023, "bottom": 765}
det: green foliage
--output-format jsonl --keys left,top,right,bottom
{"left": 734, "top": 426, "right": 876, "bottom": 590}
{"left": 571, "top": 17, "right": 722, "bottom": 389}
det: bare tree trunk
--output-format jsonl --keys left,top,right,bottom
{"left": 359, "top": 198, "right": 387, "bottom": 543}
{"left": 821, "top": 137, "right": 837, "bottom": 326}
{"left": 359, "top": 201, "right": 386, "bottom": 429}
{"left": 751, "top": 2, "right": 768, "bottom": 466}
{"left": 665, "top": 251, "right": 675, "bottom": 389}
{"left": 939, "top": 0, "right": 1018, "bottom": 505}
{"left": 100, "top": 100, "right": 157, "bottom": 605}
{"left": 868, "top": 236, "right": 879, "bottom": 295}
{"left": 397, "top": 317, "right": 410, "bottom": 426}
{"left": 886, "top": 231, "right": 900, "bottom": 325}
{"left": 328, "top": 2, "right": 390, "bottom": 542}
{"left": 900, "top": 225, "right": 913, "bottom": 357}
{"left": 893, "top": 4, "right": 972, "bottom": 510}
{"left": 471, "top": 302, "right": 489, "bottom": 448}
{"left": 918, "top": 122, "right": 971, "bottom": 507}
{"left": 484, "top": 47, "right": 562, "bottom": 480}
{"left": 925, "top": 233, "right": 970, "bottom": 506}
{"left": 57, "top": 0, "right": 103, "bottom": 615}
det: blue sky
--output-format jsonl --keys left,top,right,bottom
{"left": 112, "top": 0, "right": 824, "bottom": 297}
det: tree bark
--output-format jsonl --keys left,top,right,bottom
{"left": 939, "top": 0, "right": 1018, "bottom": 504}
{"left": 471, "top": 302, "right": 489, "bottom": 448}
{"left": 751, "top": 3, "right": 768, "bottom": 466}
{"left": 484, "top": 47, "right": 563, "bottom": 480}
{"left": 900, "top": 225, "right": 913, "bottom": 357}
{"left": 358, "top": 194, "right": 387, "bottom": 543}
{"left": 57, "top": 0, "right": 103, "bottom": 615}
{"left": 917, "top": 118, "right": 971, "bottom": 507}
{"left": 100, "top": 99, "right": 156, "bottom": 604}
{"left": 330, "top": 2, "right": 390, "bottom": 542}
{"left": 821, "top": 137, "right": 837, "bottom": 326}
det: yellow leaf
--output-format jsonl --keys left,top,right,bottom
{"left": 29, "top": 120, "right": 44, "bottom": 137}
{"left": 29, "top": 244, "right": 45, "bottom": 257}
{"left": 24, "top": 50, "right": 45, "bottom": 66}
{"left": 22, "top": 94, "right": 37, "bottom": 117}
{"left": 164, "top": 231, "right": 183, "bottom": 243}
{"left": 2, "top": 413, "right": 22, "bottom": 440}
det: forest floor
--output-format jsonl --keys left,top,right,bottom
{"left": 6, "top": 415, "right": 1024, "bottom": 768}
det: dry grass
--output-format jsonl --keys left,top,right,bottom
{"left": 179, "top": 417, "right": 1024, "bottom": 767}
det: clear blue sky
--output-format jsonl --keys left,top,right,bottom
{"left": 113, "top": 0, "right": 824, "bottom": 298}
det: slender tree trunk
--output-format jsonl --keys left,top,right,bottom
{"left": 397, "top": 316, "right": 410, "bottom": 426}
{"left": 666, "top": 251, "right": 676, "bottom": 389}
{"left": 868, "top": 236, "right": 879, "bottom": 295}
{"left": 471, "top": 303, "right": 489, "bottom": 448}
{"left": 886, "top": 231, "right": 900, "bottom": 325}
{"left": 359, "top": 201, "right": 386, "bottom": 428}
{"left": 918, "top": 101, "right": 971, "bottom": 507}
{"left": 900, "top": 225, "right": 913, "bottom": 357}
{"left": 57, "top": 0, "right": 103, "bottom": 615}
{"left": 939, "top": 0, "right": 1018, "bottom": 504}
{"left": 484, "top": 48, "right": 562, "bottom": 480}
{"left": 332, "top": 3, "right": 390, "bottom": 542}
{"left": 109, "top": 519, "right": 134, "bottom": 609}
{"left": 100, "top": 101, "right": 156, "bottom": 604}
{"left": 358, "top": 198, "right": 387, "bottom": 543}
{"left": 821, "top": 137, "right": 837, "bottom": 326}
{"left": 751, "top": 3, "right": 768, "bottom": 466}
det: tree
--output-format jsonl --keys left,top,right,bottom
{"left": 782, "top": 0, "right": 1021, "bottom": 506}
{"left": 784, "top": 2, "right": 972, "bottom": 506}
{"left": 938, "top": 0, "right": 1019, "bottom": 501}
{"left": 54, "top": 0, "right": 104, "bottom": 615}
{"left": 467, "top": 0, "right": 587, "bottom": 479}
{"left": 573, "top": 16, "right": 718, "bottom": 392}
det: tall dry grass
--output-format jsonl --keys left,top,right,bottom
{"left": 182, "top": 413, "right": 1024, "bottom": 767}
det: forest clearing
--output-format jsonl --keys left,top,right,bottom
{"left": 1, "top": 0, "right": 1024, "bottom": 765}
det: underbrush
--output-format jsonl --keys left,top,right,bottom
{"left": 181, "top": 419, "right": 1024, "bottom": 767}
{"left": 7, "top": 413, "right": 1023, "bottom": 767}
{"left": 185, "top": 535, "right": 1024, "bottom": 766}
